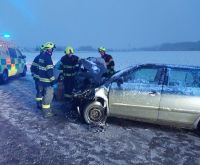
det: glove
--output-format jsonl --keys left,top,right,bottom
{"left": 51, "top": 80, "right": 57, "bottom": 86}
{"left": 102, "top": 72, "right": 109, "bottom": 78}
{"left": 59, "top": 74, "right": 64, "bottom": 81}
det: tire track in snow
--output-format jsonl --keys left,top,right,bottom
{"left": 0, "top": 78, "right": 111, "bottom": 164}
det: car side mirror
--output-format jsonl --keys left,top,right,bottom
{"left": 116, "top": 77, "right": 124, "bottom": 87}
{"left": 21, "top": 55, "right": 26, "bottom": 59}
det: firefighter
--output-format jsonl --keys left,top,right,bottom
{"left": 59, "top": 47, "right": 79, "bottom": 104}
{"left": 98, "top": 47, "right": 115, "bottom": 77}
{"left": 30, "top": 44, "right": 44, "bottom": 109}
{"left": 37, "top": 42, "right": 56, "bottom": 118}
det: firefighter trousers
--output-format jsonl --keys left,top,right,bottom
{"left": 63, "top": 77, "right": 75, "bottom": 102}
{"left": 37, "top": 85, "right": 54, "bottom": 109}
{"left": 35, "top": 80, "right": 43, "bottom": 101}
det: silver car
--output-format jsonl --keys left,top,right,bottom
{"left": 74, "top": 64, "right": 200, "bottom": 132}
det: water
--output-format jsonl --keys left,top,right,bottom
{"left": 24, "top": 51, "right": 200, "bottom": 70}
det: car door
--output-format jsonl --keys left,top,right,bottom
{"left": 15, "top": 49, "right": 25, "bottom": 74}
{"left": 7, "top": 48, "right": 18, "bottom": 76}
{"left": 108, "top": 65, "right": 164, "bottom": 121}
{"left": 159, "top": 67, "right": 200, "bottom": 126}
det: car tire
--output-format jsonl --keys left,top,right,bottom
{"left": 83, "top": 101, "right": 107, "bottom": 125}
{"left": 0, "top": 70, "right": 8, "bottom": 84}
{"left": 20, "top": 66, "right": 27, "bottom": 77}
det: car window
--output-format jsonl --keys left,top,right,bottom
{"left": 16, "top": 49, "right": 23, "bottom": 57}
{"left": 164, "top": 68, "right": 200, "bottom": 96}
{"left": 167, "top": 68, "right": 194, "bottom": 87}
{"left": 192, "top": 71, "right": 200, "bottom": 87}
{"left": 0, "top": 47, "right": 6, "bottom": 57}
{"left": 8, "top": 48, "right": 17, "bottom": 58}
{"left": 124, "top": 67, "right": 161, "bottom": 85}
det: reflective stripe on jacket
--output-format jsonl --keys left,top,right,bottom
{"left": 60, "top": 55, "right": 79, "bottom": 78}
{"left": 30, "top": 54, "right": 41, "bottom": 81}
{"left": 38, "top": 52, "right": 55, "bottom": 86}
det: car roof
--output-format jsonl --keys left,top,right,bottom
{"left": 132, "top": 63, "right": 200, "bottom": 70}
{"left": 0, "top": 39, "right": 16, "bottom": 47}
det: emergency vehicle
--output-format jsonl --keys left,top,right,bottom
{"left": 0, "top": 39, "right": 27, "bottom": 83}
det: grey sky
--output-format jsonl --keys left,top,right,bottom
{"left": 0, "top": 0, "right": 200, "bottom": 49}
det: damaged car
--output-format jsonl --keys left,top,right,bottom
{"left": 74, "top": 63, "right": 200, "bottom": 132}
{"left": 53, "top": 56, "right": 107, "bottom": 100}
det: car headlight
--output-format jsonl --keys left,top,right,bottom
{"left": 73, "top": 88, "right": 95, "bottom": 100}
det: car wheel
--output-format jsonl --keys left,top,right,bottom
{"left": 0, "top": 70, "right": 8, "bottom": 84}
{"left": 20, "top": 66, "right": 27, "bottom": 77}
{"left": 83, "top": 101, "right": 107, "bottom": 125}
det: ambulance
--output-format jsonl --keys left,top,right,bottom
{"left": 0, "top": 39, "right": 27, "bottom": 84}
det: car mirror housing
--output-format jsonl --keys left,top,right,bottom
{"left": 21, "top": 55, "right": 26, "bottom": 59}
{"left": 116, "top": 77, "right": 124, "bottom": 87}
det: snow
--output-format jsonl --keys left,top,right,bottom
{"left": 0, "top": 51, "right": 200, "bottom": 164}
{"left": 24, "top": 51, "right": 200, "bottom": 71}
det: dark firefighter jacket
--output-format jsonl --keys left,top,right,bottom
{"left": 30, "top": 54, "right": 40, "bottom": 81}
{"left": 38, "top": 52, "right": 55, "bottom": 86}
{"left": 60, "top": 55, "right": 79, "bottom": 78}
{"left": 102, "top": 53, "right": 115, "bottom": 76}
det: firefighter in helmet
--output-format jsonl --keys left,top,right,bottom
{"left": 59, "top": 47, "right": 79, "bottom": 104}
{"left": 98, "top": 47, "right": 115, "bottom": 77}
{"left": 37, "top": 42, "right": 56, "bottom": 118}
{"left": 30, "top": 44, "right": 44, "bottom": 109}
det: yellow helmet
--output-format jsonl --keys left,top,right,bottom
{"left": 65, "top": 46, "right": 74, "bottom": 55}
{"left": 98, "top": 47, "right": 106, "bottom": 52}
{"left": 43, "top": 42, "right": 56, "bottom": 49}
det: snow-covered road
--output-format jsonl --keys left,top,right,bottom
{"left": 0, "top": 75, "right": 200, "bottom": 165}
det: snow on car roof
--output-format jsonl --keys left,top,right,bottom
{"left": 130, "top": 63, "right": 200, "bottom": 70}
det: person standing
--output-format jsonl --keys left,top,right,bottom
{"left": 59, "top": 47, "right": 79, "bottom": 103}
{"left": 30, "top": 44, "right": 44, "bottom": 109}
{"left": 98, "top": 47, "right": 115, "bottom": 77}
{"left": 37, "top": 42, "right": 56, "bottom": 117}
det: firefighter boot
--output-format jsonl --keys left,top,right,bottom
{"left": 36, "top": 101, "right": 42, "bottom": 110}
{"left": 42, "top": 108, "right": 54, "bottom": 118}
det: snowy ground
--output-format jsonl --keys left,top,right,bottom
{"left": 0, "top": 74, "right": 200, "bottom": 165}
{"left": 25, "top": 51, "right": 200, "bottom": 70}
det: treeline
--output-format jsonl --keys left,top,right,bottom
{"left": 140, "top": 41, "right": 200, "bottom": 51}
{"left": 33, "top": 40, "right": 200, "bottom": 52}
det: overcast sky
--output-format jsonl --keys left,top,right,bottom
{"left": 0, "top": 0, "right": 200, "bottom": 49}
